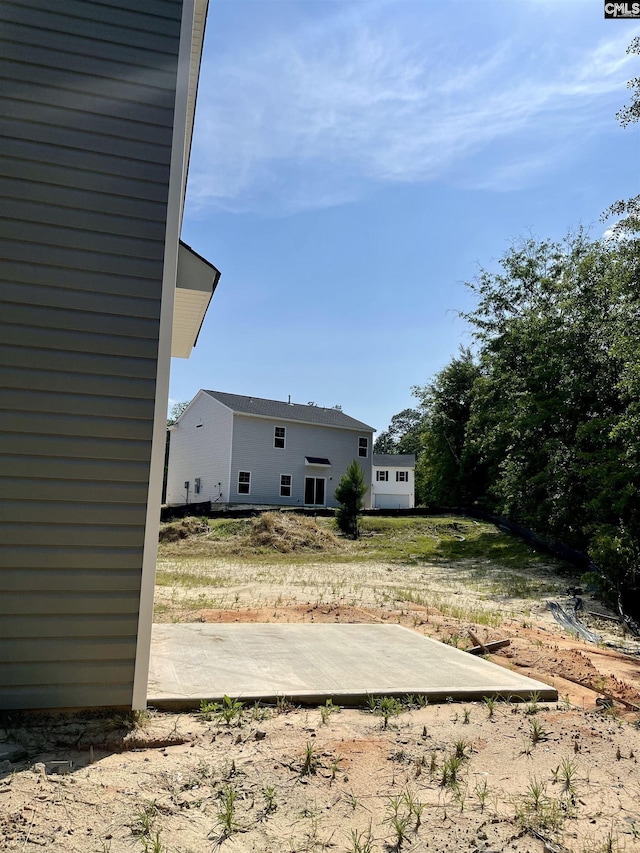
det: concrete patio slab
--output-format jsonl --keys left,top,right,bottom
{"left": 147, "top": 623, "right": 556, "bottom": 708}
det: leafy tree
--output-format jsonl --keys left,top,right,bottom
{"left": 334, "top": 460, "right": 368, "bottom": 539}
{"left": 459, "top": 233, "right": 639, "bottom": 612}
{"left": 167, "top": 399, "right": 190, "bottom": 426}
{"left": 413, "top": 349, "right": 481, "bottom": 506}
{"left": 374, "top": 408, "right": 424, "bottom": 455}
{"left": 602, "top": 37, "right": 640, "bottom": 238}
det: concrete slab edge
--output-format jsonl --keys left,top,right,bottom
{"left": 148, "top": 686, "right": 558, "bottom": 712}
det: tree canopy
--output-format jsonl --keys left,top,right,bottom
{"left": 378, "top": 231, "right": 640, "bottom": 617}
{"left": 376, "top": 41, "right": 640, "bottom": 619}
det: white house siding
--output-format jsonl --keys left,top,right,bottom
{"left": 230, "top": 415, "right": 373, "bottom": 508}
{"left": 371, "top": 455, "right": 415, "bottom": 510}
{"left": 166, "top": 392, "right": 234, "bottom": 505}
{"left": 0, "top": 0, "right": 186, "bottom": 710}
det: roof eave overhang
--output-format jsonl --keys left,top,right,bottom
{"left": 171, "top": 241, "right": 221, "bottom": 358}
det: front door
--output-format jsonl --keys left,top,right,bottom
{"left": 304, "top": 476, "right": 325, "bottom": 505}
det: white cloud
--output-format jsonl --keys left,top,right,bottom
{"left": 186, "top": 6, "right": 640, "bottom": 215}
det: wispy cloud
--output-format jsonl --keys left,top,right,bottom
{"left": 186, "top": 4, "right": 639, "bottom": 215}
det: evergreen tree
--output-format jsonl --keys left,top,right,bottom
{"left": 334, "top": 460, "right": 367, "bottom": 539}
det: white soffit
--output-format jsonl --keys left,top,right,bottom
{"left": 172, "top": 241, "right": 220, "bottom": 358}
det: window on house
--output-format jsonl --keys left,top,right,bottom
{"left": 396, "top": 471, "right": 408, "bottom": 482}
{"left": 376, "top": 470, "right": 388, "bottom": 482}
{"left": 274, "top": 426, "right": 286, "bottom": 448}
{"left": 194, "top": 477, "right": 201, "bottom": 494}
{"left": 280, "top": 474, "right": 292, "bottom": 497}
{"left": 358, "top": 436, "right": 368, "bottom": 458}
{"left": 238, "top": 471, "right": 251, "bottom": 494}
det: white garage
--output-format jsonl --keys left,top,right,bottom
{"left": 374, "top": 493, "right": 412, "bottom": 509}
{"left": 371, "top": 454, "right": 415, "bottom": 510}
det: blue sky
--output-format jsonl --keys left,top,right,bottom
{"left": 172, "top": 0, "right": 639, "bottom": 434}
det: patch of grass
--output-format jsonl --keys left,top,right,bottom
{"left": 319, "top": 698, "right": 341, "bottom": 724}
{"left": 199, "top": 695, "right": 244, "bottom": 725}
{"left": 213, "top": 784, "right": 240, "bottom": 839}
{"left": 515, "top": 778, "right": 566, "bottom": 838}
{"left": 155, "top": 567, "right": 229, "bottom": 588}
{"left": 530, "top": 718, "right": 550, "bottom": 744}
{"left": 301, "top": 741, "right": 318, "bottom": 776}
{"left": 347, "top": 825, "right": 373, "bottom": 853}
{"left": 367, "top": 695, "right": 405, "bottom": 728}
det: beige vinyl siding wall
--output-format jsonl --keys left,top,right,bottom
{"left": 230, "top": 416, "right": 373, "bottom": 508}
{"left": 0, "top": 0, "right": 183, "bottom": 709}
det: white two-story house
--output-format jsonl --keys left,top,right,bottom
{"left": 371, "top": 454, "right": 416, "bottom": 509}
{"left": 166, "top": 390, "right": 375, "bottom": 508}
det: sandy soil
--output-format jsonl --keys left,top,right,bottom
{"left": 2, "top": 558, "right": 640, "bottom": 853}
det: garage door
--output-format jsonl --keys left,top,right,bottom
{"left": 374, "top": 494, "right": 411, "bottom": 509}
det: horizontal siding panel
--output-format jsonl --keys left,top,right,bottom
{"left": 0, "top": 236, "right": 164, "bottom": 279}
{"left": 17, "top": 0, "right": 181, "bottom": 37}
{"left": 4, "top": 569, "right": 141, "bottom": 593}
{"left": 0, "top": 434, "right": 151, "bottom": 465}
{"left": 0, "top": 590, "right": 141, "bottom": 616}
{"left": 0, "top": 156, "right": 170, "bottom": 204}
{"left": 0, "top": 278, "right": 161, "bottom": 320}
{"left": 0, "top": 546, "right": 143, "bottom": 571}
{"left": 1, "top": 366, "right": 155, "bottom": 399}
{"left": 0, "top": 683, "right": 133, "bottom": 711}
{"left": 1, "top": 322, "right": 158, "bottom": 360}
{"left": 0, "top": 0, "right": 183, "bottom": 711}
{"left": 0, "top": 345, "right": 158, "bottom": 380}
{"left": 88, "top": 0, "right": 181, "bottom": 19}
{"left": 0, "top": 500, "right": 147, "bottom": 526}
{"left": 0, "top": 460, "right": 149, "bottom": 486}
{"left": 2, "top": 134, "right": 171, "bottom": 185}
{"left": 0, "top": 176, "right": 166, "bottom": 227}
{"left": 2, "top": 193, "right": 168, "bottom": 242}
{"left": 1, "top": 218, "right": 167, "bottom": 262}
{"left": 0, "top": 478, "right": 149, "bottom": 504}
{"left": 1, "top": 96, "right": 174, "bottom": 150}
{"left": 0, "top": 660, "right": 134, "bottom": 688}
{"left": 0, "top": 302, "right": 160, "bottom": 338}
{"left": 2, "top": 21, "right": 178, "bottom": 74}
{"left": 0, "top": 260, "right": 163, "bottom": 302}
{"left": 1, "top": 40, "right": 177, "bottom": 90}
{"left": 0, "top": 411, "right": 154, "bottom": 441}
{"left": 0, "top": 66, "right": 175, "bottom": 118}
{"left": 0, "top": 3, "right": 178, "bottom": 58}
{"left": 0, "top": 321, "right": 159, "bottom": 359}
{"left": 0, "top": 389, "right": 155, "bottom": 421}
{"left": 0, "top": 636, "right": 137, "bottom": 663}
{"left": 1, "top": 61, "right": 177, "bottom": 111}
{"left": 5, "top": 85, "right": 173, "bottom": 128}
{"left": 0, "top": 523, "right": 146, "bottom": 548}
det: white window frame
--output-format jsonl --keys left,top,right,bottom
{"left": 396, "top": 471, "right": 408, "bottom": 482}
{"left": 358, "top": 436, "right": 368, "bottom": 458}
{"left": 274, "top": 426, "right": 286, "bottom": 449}
{"left": 376, "top": 470, "right": 389, "bottom": 482}
{"left": 237, "top": 471, "right": 251, "bottom": 495}
{"left": 280, "top": 474, "right": 292, "bottom": 497}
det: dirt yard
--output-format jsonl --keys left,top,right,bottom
{"left": 2, "top": 517, "right": 640, "bottom": 853}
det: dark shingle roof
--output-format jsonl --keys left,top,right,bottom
{"left": 372, "top": 453, "right": 416, "bottom": 467}
{"left": 203, "top": 390, "right": 374, "bottom": 431}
